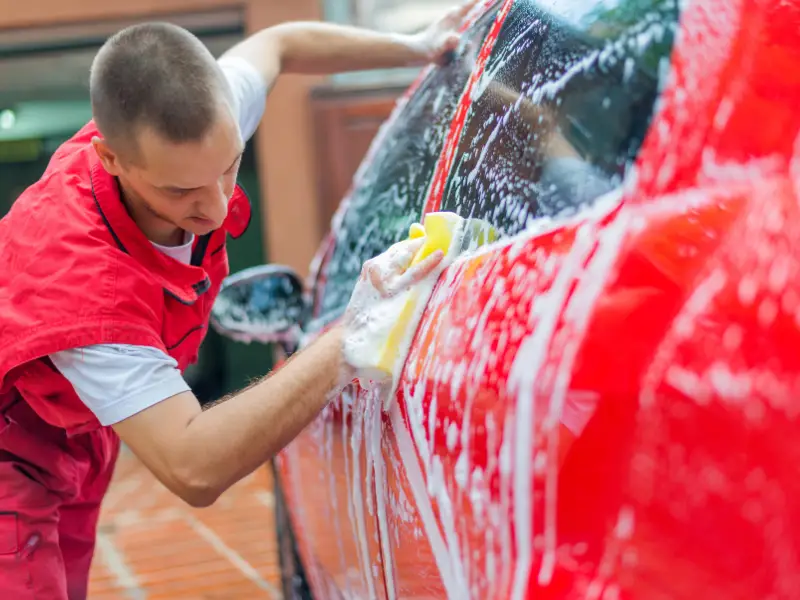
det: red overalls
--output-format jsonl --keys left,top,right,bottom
{"left": 0, "top": 121, "right": 250, "bottom": 599}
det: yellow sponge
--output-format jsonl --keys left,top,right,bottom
{"left": 408, "top": 212, "right": 463, "bottom": 265}
{"left": 375, "top": 211, "right": 496, "bottom": 380}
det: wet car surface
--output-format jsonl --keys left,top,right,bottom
{"left": 213, "top": 0, "right": 800, "bottom": 598}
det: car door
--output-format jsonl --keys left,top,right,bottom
{"left": 374, "top": 0, "right": 684, "bottom": 598}
{"left": 274, "top": 6, "right": 503, "bottom": 599}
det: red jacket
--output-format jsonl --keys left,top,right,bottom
{"left": 0, "top": 122, "right": 251, "bottom": 434}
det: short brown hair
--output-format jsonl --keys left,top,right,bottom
{"left": 90, "top": 22, "right": 229, "bottom": 157}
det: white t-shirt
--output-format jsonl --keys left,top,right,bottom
{"left": 49, "top": 56, "right": 267, "bottom": 426}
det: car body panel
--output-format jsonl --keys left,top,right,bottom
{"left": 275, "top": 0, "right": 800, "bottom": 598}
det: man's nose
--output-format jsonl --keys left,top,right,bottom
{"left": 202, "top": 182, "right": 230, "bottom": 225}
{"left": 220, "top": 175, "right": 236, "bottom": 202}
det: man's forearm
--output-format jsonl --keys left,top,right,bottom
{"left": 224, "top": 5, "right": 468, "bottom": 90}
{"left": 267, "top": 22, "right": 428, "bottom": 75}
{"left": 275, "top": 22, "right": 428, "bottom": 74}
{"left": 179, "top": 326, "right": 348, "bottom": 501}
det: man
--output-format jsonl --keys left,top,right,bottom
{"left": 0, "top": 4, "right": 474, "bottom": 598}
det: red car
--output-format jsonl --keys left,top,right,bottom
{"left": 212, "top": 0, "right": 800, "bottom": 597}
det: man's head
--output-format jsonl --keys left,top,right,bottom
{"left": 90, "top": 22, "right": 244, "bottom": 243}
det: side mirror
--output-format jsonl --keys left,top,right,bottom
{"left": 210, "top": 265, "right": 308, "bottom": 346}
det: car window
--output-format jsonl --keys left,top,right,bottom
{"left": 315, "top": 6, "right": 501, "bottom": 320}
{"left": 439, "top": 0, "right": 680, "bottom": 236}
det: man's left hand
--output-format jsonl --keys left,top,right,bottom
{"left": 412, "top": 0, "right": 483, "bottom": 65}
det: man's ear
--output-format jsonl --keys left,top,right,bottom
{"left": 91, "top": 136, "right": 124, "bottom": 176}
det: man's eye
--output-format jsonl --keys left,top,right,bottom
{"left": 167, "top": 188, "right": 194, "bottom": 196}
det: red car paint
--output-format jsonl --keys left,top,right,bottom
{"left": 277, "top": 0, "right": 800, "bottom": 598}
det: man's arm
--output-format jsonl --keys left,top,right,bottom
{"left": 113, "top": 326, "right": 346, "bottom": 508}
{"left": 221, "top": 1, "right": 478, "bottom": 90}
{"left": 113, "top": 238, "right": 444, "bottom": 508}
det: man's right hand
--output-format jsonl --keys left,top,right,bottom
{"left": 355, "top": 237, "right": 444, "bottom": 298}
{"left": 341, "top": 237, "right": 444, "bottom": 386}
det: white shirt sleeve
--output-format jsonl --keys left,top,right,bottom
{"left": 218, "top": 55, "right": 268, "bottom": 143}
{"left": 50, "top": 344, "right": 191, "bottom": 426}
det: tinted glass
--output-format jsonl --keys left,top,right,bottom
{"left": 440, "top": 0, "right": 680, "bottom": 236}
{"left": 316, "top": 7, "right": 500, "bottom": 320}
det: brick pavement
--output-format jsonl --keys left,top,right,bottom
{"left": 88, "top": 447, "right": 283, "bottom": 599}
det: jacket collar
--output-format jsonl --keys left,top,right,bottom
{"left": 89, "top": 152, "right": 250, "bottom": 305}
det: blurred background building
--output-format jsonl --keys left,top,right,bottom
{"left": 0, "top": 0, "right": 457, "bottom": 399}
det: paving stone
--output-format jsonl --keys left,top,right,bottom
{"left": 89, "top": 449, "right": 282, "bottom": 599}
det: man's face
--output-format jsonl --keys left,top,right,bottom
{"left": 95, "top": 104, "right": 244, "bottom": 240}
